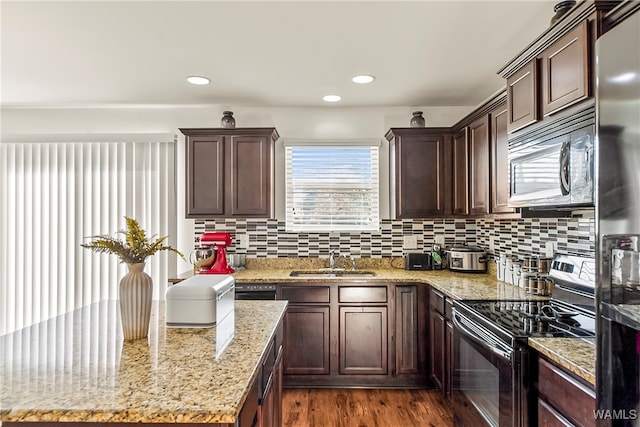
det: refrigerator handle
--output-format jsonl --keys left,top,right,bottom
{"left": 560, "top": 140, "right": 570, "bottom": 195}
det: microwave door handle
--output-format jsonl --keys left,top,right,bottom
{"left": 560, "top": 140, "right": 570, "bottom": 195}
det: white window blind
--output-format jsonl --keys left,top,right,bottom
{"left": 0, "top": 141, "right": 177, "bottom": 336}
{"left": 285, "top": 144, "right": 380, "bottom": 232}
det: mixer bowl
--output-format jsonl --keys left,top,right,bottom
{"left": 190, "top": 248, "right": 216, "bottom": 269}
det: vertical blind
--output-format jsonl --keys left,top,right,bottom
{"left": 0, "top": 141, "right": 177, "bottom": 336}
{"left": 285, "top": 144, "right": 380, "bottom": 232}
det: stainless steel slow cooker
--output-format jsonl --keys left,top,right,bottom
{"left": 447, "top": 245, "right": 488, "bottom": 273}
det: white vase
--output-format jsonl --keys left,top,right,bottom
{"left": 119, "top": 262, "right": 153, "bottom": 340}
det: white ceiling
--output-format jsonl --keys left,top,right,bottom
{"left": 1, "top": 0, "right": 557, "bottom": 109}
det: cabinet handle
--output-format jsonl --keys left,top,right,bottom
{"left": 560, "top": 140, "right": 570, "bottom": 196}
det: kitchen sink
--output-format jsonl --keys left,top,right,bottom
{"left": 289, "top": 270, "right": 376, "bottom": 278}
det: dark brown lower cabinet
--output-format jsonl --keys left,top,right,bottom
{"left": 260, "top": 344, "right": 283, "bottom": 427}
{"left": 258, "top": 319, "right": 284, "bottom": 427}
{"left": 339, "top": 306, "right": 388, "bottom": 375}
{"left": 429, "top": 287, "right": 453, "bottom": 397}
{"left": 279, "top": 282, "right": 427, "bottom": 388}
{"left": 282, "top": 305, "right": 330, "bottom": 376}
{"left": 535, "top": 355, "right": 596, "bottom": 427}
{"left": 395, "top": 285, "right": 422, "bottom": 376}
{"left": 429, "top": 309, "right": 445, "bottom": 391}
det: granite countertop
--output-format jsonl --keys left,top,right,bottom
{"left": 208, "top": 257, "right": 588, "bottom": 385}
{"left": 178, "top": 257, "right": 547, "bottom": 302}
{"left": 528, "top": 337, "right": 596, "bottom": 386}
{"left": 0, "top": 299, "right": 288, "bottom": 424}
{"left": 171, "top": 258, "right": 594, "bottom": 387}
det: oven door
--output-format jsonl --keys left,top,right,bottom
{"left": 452, "top": 308, "right": 527, "bottom": 427}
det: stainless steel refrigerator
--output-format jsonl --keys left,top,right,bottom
{"left": 596, "top": 6, "right": 640, "bottom": 426}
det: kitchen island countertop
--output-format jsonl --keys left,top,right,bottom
{"left": 0, "top": 299, "right": 287, "bottom": 424}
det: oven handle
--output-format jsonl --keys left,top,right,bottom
{"left": 452, "top": 310, "right": 512, "bottom": 362}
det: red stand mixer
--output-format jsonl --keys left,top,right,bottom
{"left": 190, "top": 232, "right": 234, "bottom": 274}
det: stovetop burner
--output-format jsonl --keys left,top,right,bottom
{"left": 458, "top": 299, "right": 596, "bottom": 339}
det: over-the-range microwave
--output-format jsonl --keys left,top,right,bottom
{"left": 508, "top": 107, "right": 595, "bottom": 209}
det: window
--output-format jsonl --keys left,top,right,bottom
{"left": 0, "top": 140, "right": 177, "bottom": 335}
{"left": 285, "top": 143, "right": 380, "bottom": 232}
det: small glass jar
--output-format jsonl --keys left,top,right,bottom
{"left": 220, "top": 111, "right": 236, "bottom": 128}
{"left": 410, "top": 111, "right": 426, "bottom": 128}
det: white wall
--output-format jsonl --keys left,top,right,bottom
{"left": 1, "top": 104, "right": 474, "bottom": 273}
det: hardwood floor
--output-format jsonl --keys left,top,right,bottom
{"left": 282, "top": 388, "right": 455, "bottom": 427}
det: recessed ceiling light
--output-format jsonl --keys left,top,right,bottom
{"left": 186, "top": 76, "right": 210, "bottom": 85}
{"left": 352, "top": 75, "right": 375, "bottom": 84}
{"left": 323, "top": 95, "right": 342, "bottom": 103}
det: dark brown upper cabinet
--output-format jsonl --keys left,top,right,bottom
{"left": 506, "top": 20, "right": 589, "bottom": 134}
{"left": 468, "top": 116, "right": 490, "bottom": 215}
{"left": 452, "top": 128, "right": 469, "bottom": 215}
{"left": 540, "top": 20, "right": 589, "bottom": 116}
{"left": 180, "top": 128, "right": 279, "bottom": 218}
{"left": 386, "top": 128, "right": 452, "bottom": 218}
{"left": 506, "top": 60, "right": 539, "bottom": 133}
{"left": 498, "top": 0, "right": 618, "bottom": 135}
{"left": 490, "top": 102, "right": 515, "bottom": 214}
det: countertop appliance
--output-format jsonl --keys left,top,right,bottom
{"left": 508, "top": 104, "right": 594, "bottom": 209}
{"left": 451, "top": 254, "right": 596, "bottom": 427}
{"left": 165, "top": 274, "right": 235, "bottom": 328}
{"left": 197, "top": 232, "right": 234, "bottom": 274}
{"left": 595, "top": 7, "right": 640, "bottom": 423}
{"left": 404, "top": 253, "right": 433, "bottom": 270}
{"left": 447, "top": 245, "right": 487, "bottom": 273}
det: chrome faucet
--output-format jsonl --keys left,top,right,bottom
{"left": 329, "top": 250, "right": 338, "bottom": 269}
{"left": 329, "top": 251, "right": 356, "bottom": 271}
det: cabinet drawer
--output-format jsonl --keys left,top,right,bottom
{"left": 538, "top": 358, "right": 595, "bottom": 427}
{"left": 279, "top": 286, "right": 330, "bottom": 303}
{"left": 538, "top": 398, "right": 574, "bottom": 427}
{"left": 429, "top": 287, "right": 445, "bottom": 314}
{"left": 339, "top": 286, "right": 387, "bottom": 303}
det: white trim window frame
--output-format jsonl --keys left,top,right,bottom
{"left": 285, "top": 140, "right": 380, "bottom": 232}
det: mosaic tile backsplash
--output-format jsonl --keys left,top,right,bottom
{"left": 195, "top": 217, "right": 595, "bottom": 259}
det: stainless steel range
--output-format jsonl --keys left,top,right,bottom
{"left": 451, "top": 254, "right": 596, "bottom": 427}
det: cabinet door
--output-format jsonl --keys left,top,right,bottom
{"left": 469, "top": 116, "right": 490, "bottom": 215}
{"left": 283, "top": 305, "right": 330, "bottom": 375}
{"left": 429, "top": 309, "right": 446, "bottom": 392}
{"left": 273, "top": 345, "right": 283, "bottom": 427}
{"left": 538, "top": 357, "right": 595, "bottom": 427}
{"left": 453, "top": 129, "right": 469, "bottom": 215}
{"left": 394, "top": 133, "right": 448, "bottom": 217}
{"left": 228, "top": 135, "right": 272, "bottom": 217}
{"left": 395, "top": 285, "right": 419, "bottom": 375}
{"left": 490, "top": 104, "right": 515, "bottom": 214}
{"left": 185, "top": 135, "right": 225, "bottom": 217}
{"left": 339, "top": 306, "right": 388, "bottom": 375}
{"left": 445, "top": 319, "right": 453, "bottom": 397}
{"left": 540, "top": 21, "right": 589, "bottom": 116}
{"left": 507, "top": 60, "right": 539, "bottom": 133}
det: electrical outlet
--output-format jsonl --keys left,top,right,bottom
{"left": 435, "top": 235, "right": 445, "bottom": 246}
{"left": 489, "top": 236, "right": 495, "bottom": 251}
{"left": 236, "top": 234, "right": 250, "bottom": 249}
{"left": 403, "top": 235, "right": 418, "bottom": 250}
{"left": 545, "top": 241, "right": 556, "bottom": 258}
